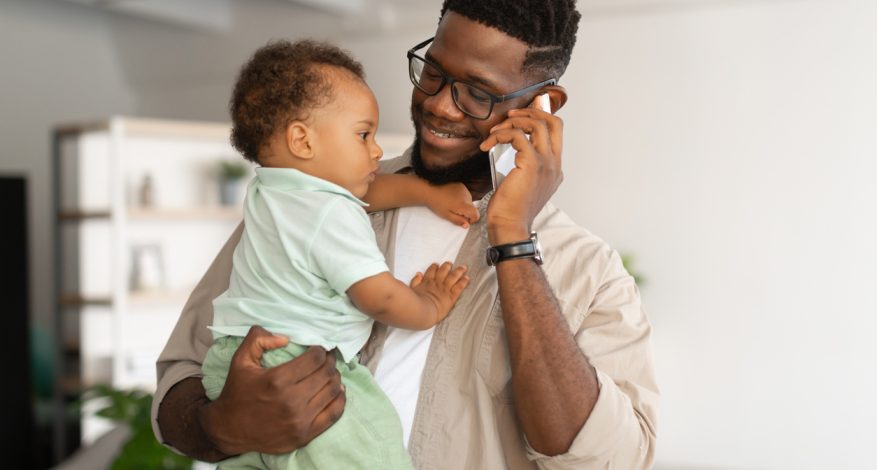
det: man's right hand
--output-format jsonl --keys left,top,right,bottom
{"left": 159, "top": 325, "right": 345, "bottom": 460}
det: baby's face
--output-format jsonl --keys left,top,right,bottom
{"left": 307, "top": 71, "right": 383, "bottom": 199}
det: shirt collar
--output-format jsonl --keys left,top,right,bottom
{"left": 378, "top": 144, "right": 415, "bottom": 175}
{"left": 255, "top": 167, "right": 367, "bottom": 207}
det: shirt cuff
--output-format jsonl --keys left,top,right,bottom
{"left": 525, "top": 368, "right": 642, "bottom": 469}
{"left": 150, "top": 361, "right": 204, "bottom": 453}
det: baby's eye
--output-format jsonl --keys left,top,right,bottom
{"left": 358, "top": 132, "right": 370, "bottom": 141}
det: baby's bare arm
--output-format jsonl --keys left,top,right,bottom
{"left": 362, "top": 174, "right": 430, "bottom": 213}
{"left": 347, "top": 263, "right": 469, "bottom": 330}
{"left": 362, "top": 174, "right": 479, "bottom": 227}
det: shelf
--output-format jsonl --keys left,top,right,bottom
{"left": 54, "top": 116, "right": 243, "bottom": 462}
{"left": 54, "top": 116, "right": 232, "bottom": 140}
{"left": 59, "top": 288, "right": 194, "bottom": 308}
{"left": 127, "top": 288, "right": 192, "bottom": 305}
{"left": 127, "top": 206, "right": 242, "bottom": 221}
{"left": 58, "top": 294, "right": 112, "bottom": 307}
{"left": 63, "top": 341, "right": 80, "bottom": 356}
{"left": 59, "top": 207, "right": 243, "bottom": 222}
{"left": 58, "top": 210, "right": 111, "bottom": 221}
{"left": 59, "top": 374, "right": 84, "bottom": 395}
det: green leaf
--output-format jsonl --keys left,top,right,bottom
{"left": 81, "top": 385, "right": 194, "bottom": 469}
{"left": 111, "top": 428, "right": 193, "bottom": 470}
{"left": 220, "top": 160, "right": 249, "bottom": 180}
{"left": 620, "top": 252, "right": 646, "bottom": 286}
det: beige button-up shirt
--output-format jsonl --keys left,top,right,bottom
{"left": 152, "top": 154, "right": 659, "bottom": 469}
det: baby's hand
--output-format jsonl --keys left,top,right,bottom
{"left": 426, "top": 182, "right": 480, "bottom": 228}
{"left": 409, "top": 262, "right": 470, "bottom": 325}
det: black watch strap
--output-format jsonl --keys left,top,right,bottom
{"left": 486, "top": 232, "right": 543, "bottom": 266}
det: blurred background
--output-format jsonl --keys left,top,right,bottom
{"left": 1, "top": 0, "right": 875, "bottom": 468}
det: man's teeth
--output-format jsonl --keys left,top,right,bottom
{"left": 430, "top": 129, "right": 456, "bottom": 139}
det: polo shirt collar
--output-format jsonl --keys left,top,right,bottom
{"left": 255, "top": 166, "right": 367, "bottom": 206}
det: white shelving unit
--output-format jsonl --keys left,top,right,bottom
{"left": 50, "top": 118, "right": 414, "bottom": 459}
{"left": 52, "top": 116, "right": 253, "bottom": 456}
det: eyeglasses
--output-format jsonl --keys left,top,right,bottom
{"left": 407, "top": 37, "right": 556, "bottom": 120}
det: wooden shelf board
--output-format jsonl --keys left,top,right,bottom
{"left": 53, "top": 116, "right": 231, "bottom": 140}
{"left": 59, "top": 294, "right": 112, "bottom": 307}
{"left": 63, "top": 341, "right": 81, "bottom": 355}
{"left": 58, "top": 207, "right": 243, "bottom": 221}
{"left": 59, "top": 374, "right": 84, "bottom": 395}
{"left": 58, "top": 210, "right": 111, "bottom": 221}
{"left": 59, "top": 289, "right": 194, "bottom": 307}
{"left": 127, "top": 207, "right": 242, "bottom": 220}
{"left": 128, "top": 288, "right": 191, "bottom": 304}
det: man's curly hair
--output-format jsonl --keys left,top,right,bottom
{"left": 440, "top": 0, "right": 581, "bottom": 80}
{"left": 229, "top": 39, "right": 365, "bottom": 164}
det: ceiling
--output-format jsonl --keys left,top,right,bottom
{"left": 56, "top": 0, "right": 744, "bottom": 33}
{"left": 56, "top": 0, "right": 424, "bottom": 32}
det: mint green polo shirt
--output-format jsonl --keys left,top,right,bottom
{"left": 209, "top": 167, "right": 389, "bottom": 362}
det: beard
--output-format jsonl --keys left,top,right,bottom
{"left": 410, "top": 133, "right": 490, "bottom": 185}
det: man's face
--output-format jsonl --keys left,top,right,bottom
{"left": 410, "top": 12, "right": 533, "bottom": 187}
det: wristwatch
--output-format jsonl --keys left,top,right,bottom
{"left": 486, "top": 232, "right": 543, "bottom": 266}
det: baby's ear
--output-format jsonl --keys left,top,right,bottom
{"left": 286, "top": 121, "right": 315, "bottom": 160}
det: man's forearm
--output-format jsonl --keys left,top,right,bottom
{"left": 497, "top": 258, "right": 599, "bottom": 456}
{"left": 156, "top": 377, "right": 231, "bottom": 463}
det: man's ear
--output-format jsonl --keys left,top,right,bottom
{"left": 286, "top": 121, "right": 315, "bottom": 160}
{"left": 543, "top": 85, "right": 568, "bottom": 114}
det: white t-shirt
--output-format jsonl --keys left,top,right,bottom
{"left": 372, "top": 204, "right": 471, "bottom": 447}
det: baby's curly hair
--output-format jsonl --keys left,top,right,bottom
{"left": 440, "top": 0, "right": 581, "bottom": 80}
{"left": 229, "top": 39, "right": 365, "bottom": 164}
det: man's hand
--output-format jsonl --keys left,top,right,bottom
{"left": 200, "top": 326, "right": 345, "bottom": 456}
{"left": 479, "top": 99, "right": 564, "bottom": 245}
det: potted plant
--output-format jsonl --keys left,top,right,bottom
{"left": 218, "top": 160, "right": 250, "bottom": 206}
{"left": 82, "top": 385, "right": 193, "bottom": 469}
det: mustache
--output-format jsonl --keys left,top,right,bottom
{"left": 409, "top": 132, "right": 490, "bottom": 185}
{"left": 409, "top": 101, "right": 491, "bottom": 185}
{"left": 411, "top": 103, "right": 476, "bottom": 138}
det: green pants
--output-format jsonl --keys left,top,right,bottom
{"left": 202, "top": 336, "right": 414, "bottom": 470}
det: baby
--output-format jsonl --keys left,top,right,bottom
{"left": 201, "top": 39, "right": 477, "bottom": 470}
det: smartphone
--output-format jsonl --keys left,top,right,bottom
{"left": 488, "top": 93, "right": 552, "bottom": 191}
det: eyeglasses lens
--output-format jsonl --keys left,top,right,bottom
{"left": 409, "top": 55, "right": 492, "bottom": 120}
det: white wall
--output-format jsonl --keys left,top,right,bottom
{"left": 0, "top": 0, "right": 134, "bottom": 335}
{"left": 556, "top": 0, "right": 877, "bottom": 468}
{"left": 7, "top": 0, "right": 877, "bottom": 468}
{"left": 104, "top": 0, "right": 438, "bottom": 130}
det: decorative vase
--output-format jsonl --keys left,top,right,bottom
{"left": 219, "top": 179, "right": 245, "bottom": 206}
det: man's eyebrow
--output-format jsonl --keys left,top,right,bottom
{"left": 424, "top": 51, "right": 500, "bottom": 92}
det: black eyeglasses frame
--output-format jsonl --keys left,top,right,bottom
{"left": 407, "top": 37, "right": 557, "bottom": 120}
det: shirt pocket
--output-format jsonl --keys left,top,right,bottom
{"left": 474, "top": 297, "right": 513, "bottom": 400}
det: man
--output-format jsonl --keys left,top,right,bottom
{"left": 152, "top": 1, "right": 659, "bottom": 468}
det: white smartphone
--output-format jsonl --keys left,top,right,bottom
{"left": 488, "top": 93, "right": 552, "bottom": 191}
